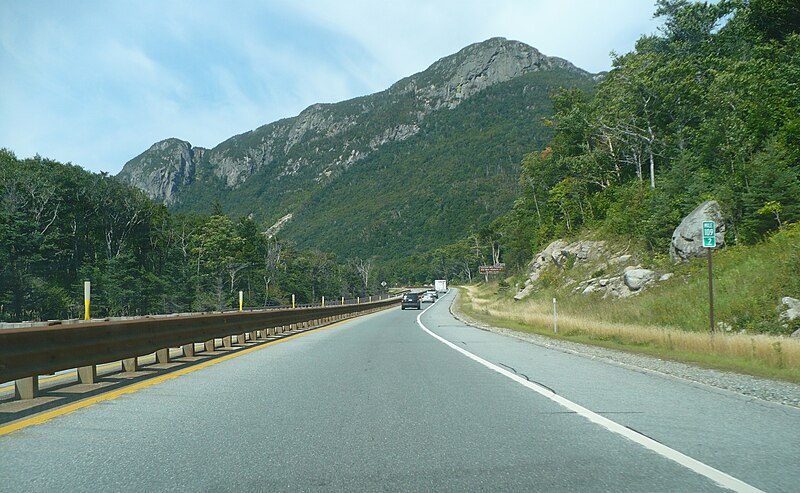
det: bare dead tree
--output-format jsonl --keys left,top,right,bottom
{"left": 352, "top": 257, "right": 372, "bottom": 295}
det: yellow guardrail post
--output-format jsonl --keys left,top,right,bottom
{"left": 322, "top": 296, "right": 325, "bottom": 307}
{"left": 341, "top": 297, "right": 345, "bottom": 306}
{"left": 83, "top": 281, "right": 91, "bottom": 320}
{"left": 239, "top": 290, "right": 243, "bottom": 312}
{"left": 292, "top": 294, "right": 295, "bottom": 309}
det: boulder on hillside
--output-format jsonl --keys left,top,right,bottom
{"left": 780, "top": 297, "right": 800, "bottom": 323}
{"left": 623, "top": 269, "right": 657, "bottom": 291}
{"left": 670, "top": 200, "right": 725, "bottom": 263}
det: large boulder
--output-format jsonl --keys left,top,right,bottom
{"left": 623, "top": 268, "right": 657, "bottom": 291}
{"left": 670, "top": 200, "right": 725, "bottom": 263}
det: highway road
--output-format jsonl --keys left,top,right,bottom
{"left": 1, "top": 290, "right": 798, "bottom": 492}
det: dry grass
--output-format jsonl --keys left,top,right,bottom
{"left": 459, "top": 285, "right": 800, "bottom": 381}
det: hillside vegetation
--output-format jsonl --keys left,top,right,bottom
{"left": 287, "top": 71, "right": 593, "bottom": 260}
{"left": 412, "top": 0, "right": 799, "bottom": 289}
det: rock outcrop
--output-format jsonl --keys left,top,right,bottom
{"left": 780, "top": 297, "right": 800, "bottom": 338}
{"left": 395, "top": 37, "right": 588, "bottom": 111}
{"left": 116, "top": 138, "right": 206, "bottom": 206}
{"left": 670, "top": 200, "right": 725, "bottom": 262}
{"left": 514, "top": 238, "right": 673, "bottom": 300}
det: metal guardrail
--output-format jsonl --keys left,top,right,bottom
{"left": 0, "top": 293, "right": 404, "bottom": 330}
{"left": 0, "top": 296, "right": 401, "bottom": 400}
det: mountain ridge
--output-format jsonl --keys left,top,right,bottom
{"left": 117, "top": 37, "right": 596, "bottom": 260}
{"left": 118, "top": 38, "right": 590, "bottom": 204}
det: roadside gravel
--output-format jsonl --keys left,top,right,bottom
{"left": 449, "top": 292, "right": 800, "bottom": 409}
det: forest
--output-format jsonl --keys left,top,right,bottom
{"left": 0, "top": 149, "right": 379, "bottom": 322}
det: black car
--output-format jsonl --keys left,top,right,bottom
{"left": 401, "top": 293, "right": 421, "bottom": 310}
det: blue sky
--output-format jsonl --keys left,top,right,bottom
{"left": 1, "top": 1, "right": 662, "bottom": 174}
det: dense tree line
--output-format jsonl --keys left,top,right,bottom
{"left": 0, "top": 150, "right": 378, "bottom": 322}
{"left": 412, "top": 0, "right": 799, "bottom": 282}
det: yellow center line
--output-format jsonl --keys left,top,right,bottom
{"left": 0, "top": 313, "right": 378, "bottom": 437}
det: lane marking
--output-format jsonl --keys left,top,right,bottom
{"left": 0, "top": 313, "right": 384, "bottom": 437}
{"left": 416, "top": 297, "right": 764, "bottom": 493}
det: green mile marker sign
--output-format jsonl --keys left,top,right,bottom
{"left": 702, "top": 221, "right": 716, "bottom": 248}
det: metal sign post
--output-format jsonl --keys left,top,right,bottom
{"left": 703, "top": 221, "right": 716, "bottom": 333}
{"left": 553, "top": 298, "right": 557, "bottom": 334}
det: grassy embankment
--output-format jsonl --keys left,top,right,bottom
{"left": 455, "top": 224, "right": 800, "bottom": 383}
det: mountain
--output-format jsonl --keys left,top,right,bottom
{"left": 117, "top": 37, "right": 595, "bottom": 261}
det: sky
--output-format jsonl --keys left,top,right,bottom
{"left": 0, "top": 1, "right": 662, "bottom": 175}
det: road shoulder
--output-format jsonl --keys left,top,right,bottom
{"left": 448, "top": 287, "right": 800, "bottom": 409}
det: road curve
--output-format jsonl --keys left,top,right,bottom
{"left": 1, "top": 290, "right": 798, "bottom": 492}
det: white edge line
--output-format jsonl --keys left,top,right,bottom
{"left": 416, "top": 296, "right": 764, "bottom": 493}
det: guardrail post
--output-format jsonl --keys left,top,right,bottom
{"left": 123, "top": 357, "right": 138, "bottom": 372}
{"left": 15, "top": 376, "right": 38, "bottom": 400}
{"left": 238, "top": 333, "right": 247, "bottom": 345}
{"left": 204, "top": 339, "right": 215, "bottom": 352}
{"left": 223, "top": 336, "right": 233, "bottom": 348}
{"left": 156, "top": 348, "right": 170, "bottom": 364}
{"left": 84, "top": 281, "right": 91, "bottom": 320}
{"left": 77, "top": 365, "right": 97, "bottom": 384}
{"left": 182, "top": 343, "right": 195, "bottom": 357}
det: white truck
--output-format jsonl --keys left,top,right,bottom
{"left": 434, "top": 279, "right": 447, "bottom": 293}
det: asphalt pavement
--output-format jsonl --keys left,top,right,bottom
{"left": 1, "top": 289, "right": 798, "bottom": 492}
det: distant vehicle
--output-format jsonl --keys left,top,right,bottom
{"left": 425, "top": 289, "right": 438, "bottom": 299}
{"left": 401, "top": 293, "right": 421, "bottom": 310}
{"left": 435, "top": 279, "right": 447, "bottom": 293}
{"left": 421, "top": 292, "right": 435, "bottom": 303}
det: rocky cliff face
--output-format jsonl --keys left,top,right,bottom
{"left": 117, "top": 138, "right": 206, "bottom": 206}
{"left": 117, "top": 38, "right": 590, "bottom": 205}
{"left": 391, "top": 37, "right": 587, "bottom": 110}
